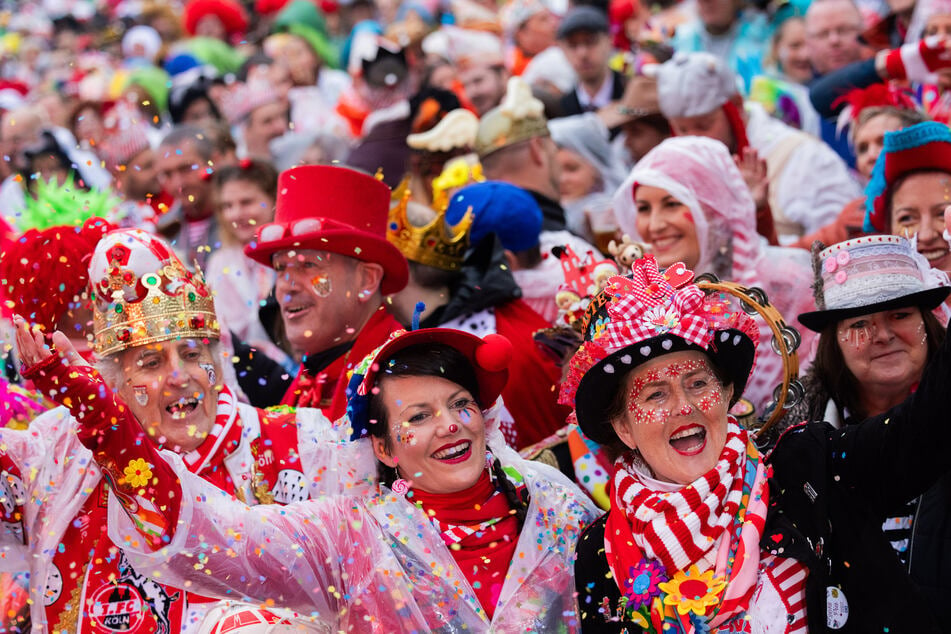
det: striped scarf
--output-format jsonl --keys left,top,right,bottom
{"left": 182, "top": 386, "right": 241, "bottom": 478}
{"left": 606, "top": 420, "right": 806, "bottom": 632}
{"left": 614, "top": 422, "right": 750, "bottom": 575}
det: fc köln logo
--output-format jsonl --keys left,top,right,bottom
{"left": 88, "top": 583, "right": 147, "bottom": 631}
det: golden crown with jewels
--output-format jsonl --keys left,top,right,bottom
{"left": 89, "top": 230, "right": 220, "bottom": 356}
{"left": 387, "top": 173, "right": 475, "bottom": 272}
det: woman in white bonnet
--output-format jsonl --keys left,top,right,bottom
{"left": 613, "top": 135, "right": 818, "bottom": 413}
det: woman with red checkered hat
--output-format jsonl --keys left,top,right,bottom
{"left": 570, "top": 253, "right": 951, "bottom": 632}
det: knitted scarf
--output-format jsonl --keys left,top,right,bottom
{"left": 182, "top": 385, "right": 242, "bottom": 490}
{"left": 604, "top": 420, "right": 772, "bottom": 632}
{"left": 411, "top": 469, "right": 521, "bottom": 619}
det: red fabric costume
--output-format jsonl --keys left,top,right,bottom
{"left": 6, "top": 355, "right": 315, "bottom": 633}
{"left": 281, "top": 305, "right": 404, "bottom": 421}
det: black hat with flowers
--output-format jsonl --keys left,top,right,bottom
{"left": 560, "top": 256, "right": 759, "bottom": 445}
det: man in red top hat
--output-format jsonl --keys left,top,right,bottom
{"left": 245, "top": 165, "right": 408, "bottom": 419}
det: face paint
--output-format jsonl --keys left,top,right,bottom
{"left": 394, "top": 421, "right": 418, "bottom": 446}
{"left": 199, "top": 363, "right": 216, "bottom": 385}
{"left": 838, "top": 324, "right": 874, "bottom": 349}
{"left": 918, "top": 320, "right": 927, "bottom": 344}
{"left": 696, "top": 384, "right": 723, "bottom": 413}
{"left": 626, "top": 358, "right": 719, "bottom": 424}
{"left": 133, "top": 385, "right": 148, "bottom": 406}
{"left": 311, "top": 273, "right": 332, "bottom": 297}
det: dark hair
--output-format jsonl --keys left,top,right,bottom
{"left": 810, "top": 306, "right": 945, "bottom": 421}
{"left": 213, "top": 159, "right": 278, "bottom": 199}
{"left": 168, "top": 79, "right": 222, "bottom": 124}
{"left": 367, "top": 342, "right": 529, "bottom": 523}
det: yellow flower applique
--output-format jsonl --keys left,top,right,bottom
{"left": 658, "top": 565, "right": 728, "bottom": 617}
{"left": 123, "top": 458, "right": 152, "bottom": 488}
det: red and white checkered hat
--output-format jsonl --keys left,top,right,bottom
{"left": 562, "top": 255, "right": 760, "bottom": 445}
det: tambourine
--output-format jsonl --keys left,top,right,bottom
{"left": 695, "top": 274, "right": 804, "bottom": 436}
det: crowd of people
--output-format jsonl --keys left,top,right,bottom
{"left": 1, "top": 0, "right": 951, "bottom": 631}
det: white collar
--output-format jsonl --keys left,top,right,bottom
{"left": 577, "top": 72, "right": 614, "bottom": 110}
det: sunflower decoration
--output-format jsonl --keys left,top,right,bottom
{"left": 658, "top": 565, "right": 728, "bottom": 617}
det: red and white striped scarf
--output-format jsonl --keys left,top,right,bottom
{"left": 613, "top": 422, "right": 749, "bottom": 574}
{"left": 609, "top": 421, "right": 808, "bottom": 632}
{"left": 182, "top": 386, "right": 241, "bottom": 475}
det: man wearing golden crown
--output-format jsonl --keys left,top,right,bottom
{"left": 1, "top": 228, "right": 373, "bottom": 633}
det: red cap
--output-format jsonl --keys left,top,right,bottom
{"left": 360, "top": 329, "right": 512, "bottom": 408}
{"left": 245, "top": 165, "right": 409, "bottom": 295}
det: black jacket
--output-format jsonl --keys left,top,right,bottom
{"left": 559, "top": 71, "right": 627, "bottom": 119}
{"left": 575, "top": 332, "right": 951, "bottom": 632}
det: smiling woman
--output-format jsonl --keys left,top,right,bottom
{"left": 613, "top": 136, "right": 818, "bottom": 413}
{"left": 767, "top": 236, "right": 951, "bottom": 608}
{"left": 865, "top": 122, "right": 951, "bottom": 282}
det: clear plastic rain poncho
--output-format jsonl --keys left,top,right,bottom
{"left": 613, "top": 136, "right": 818, "bottom": 413}
{"left": 107, "top": 402, "right": 601, "bottom": 633}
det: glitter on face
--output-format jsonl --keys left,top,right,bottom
{"left": 626, "top": 358, "right": 722, "bottom": 425}
{"left": 311, "top": 274, "right": 332, "bottom": 297}
{"left": 696, "top": 385, "right": 723, "bottom": 413}
{"left": 837, "top": 323, "right": 874, "bottom": 349}
{"left": 394, "top": 421, "right": 418, "bottom": 446}
{"left": 199, "top": 362, "right": 216, "bottom": 385}
{"left": 918, "top": 320, "right": 927, "bottom": 344}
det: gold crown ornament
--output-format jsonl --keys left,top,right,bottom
{"left": 88, "top": 229, "right": 219, "bottom": 356}
{"left": 388, "top": 176, "right": 474, "bottom": 272}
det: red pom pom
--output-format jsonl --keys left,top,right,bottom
{"left": 475, "top": 334, "right": 512, "bottom": 372}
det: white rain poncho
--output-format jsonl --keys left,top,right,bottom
{"left": 613, "top": 136, "right": 819, "bottom": 413}
{"left": 107, "top": 403, "right": 601, "bottom": 633}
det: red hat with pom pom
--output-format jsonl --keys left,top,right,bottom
{"left": 357, "top": 328, "right": 511, "bottom": 407}
{"left": 346, "top": 328, "right": 512, "bottom": 437}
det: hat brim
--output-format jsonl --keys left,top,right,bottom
{"left": 797, "top": 286, "right": 950, "bottom": 332}
{"left": 244, "top": 229, "right": 409, "bottom": 295}
{"left": 362, "top": 328, "right": 509, "bottom": 409}
{"left": 574, "top": 330, "right": 755, "bottom": 446}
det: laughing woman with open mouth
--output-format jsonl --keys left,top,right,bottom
{"left": 18, "top": 322, "right": 599, "bottom": 632}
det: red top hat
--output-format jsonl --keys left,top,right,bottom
{"left": 245, "top": 165, "right": 409, "bottom": 295}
